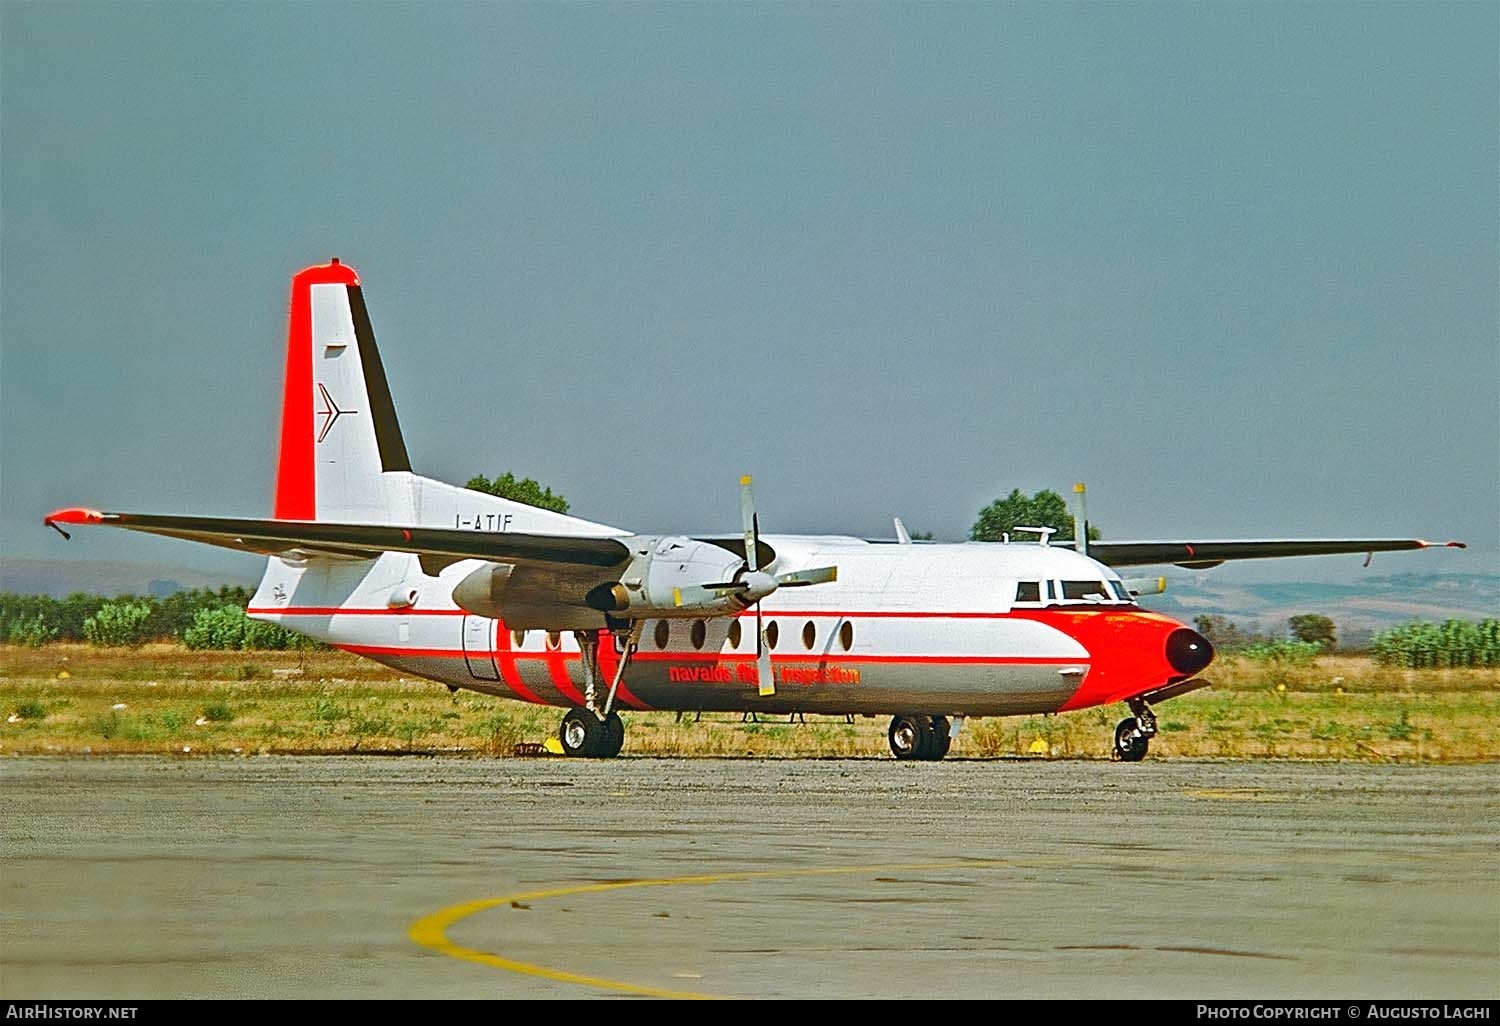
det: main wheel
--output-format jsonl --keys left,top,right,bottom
{"left": 927, "top": 716, "right": 952, "bottom": 760}
{"left": 1113, "top": 717, "right": 1149, "bottom": 762}
{"left": 889, "top": 714, "right": 933, "bottom": 760}
{"left": 598, "top": 711, "right": 625, "bottom": 758}
{"left": 560, "top": 707, "right": 604, "bottom": 757}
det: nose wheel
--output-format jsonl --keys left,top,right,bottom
{"left": 1112, "top": 698, "right": 1158, "bottom": 762}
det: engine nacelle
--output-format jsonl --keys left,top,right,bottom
{"left": 585, "top": 537, "right": 749, "bottom": 618}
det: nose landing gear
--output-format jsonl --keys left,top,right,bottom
{"left": 1112, "top": 697, "right": 1158, "bottom": 762}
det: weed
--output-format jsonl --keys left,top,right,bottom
{"left": 13, "top": 700, "right": 46, "bottom": 720}
{"left": 1386, "top": 708, "right": 1416, "bottom": 741}
{"left": 202, "top": 702, "right": 236, "bottom": 723}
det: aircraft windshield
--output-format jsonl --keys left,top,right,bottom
{"left": 1013, "top": 579, "right": 1135, "bottom": 608}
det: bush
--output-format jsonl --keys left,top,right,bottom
{"left": 7, "top": 614, "right": 58, "bottom": 647}
{"left": 182, "top": 604, "right": 318, "bottom": 651}
{"left": 1239, "top": 639, "right": 1323, "bottom": 666}
{"left": 82, "top": 602, "right": 154, "bottom": 647}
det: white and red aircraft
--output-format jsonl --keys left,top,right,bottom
{"left": 44, "top": 260, "right": 1465, "bottom": 761}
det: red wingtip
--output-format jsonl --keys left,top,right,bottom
{"left": 1419, "top": 539, "right": 1467, "bottom": 549}
{"left": 43, "top": 507, "right": 104, "bottom": 525}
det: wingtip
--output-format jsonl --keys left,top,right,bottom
{"left": 43, "top": 507, "right": 104, "bottom": 526}
{"left": 1419, "top": 539, "right": 1467, "bottom": 550}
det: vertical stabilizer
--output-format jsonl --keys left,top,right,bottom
{"left": 274, "top": 259, "right": 413, "bottom": 522}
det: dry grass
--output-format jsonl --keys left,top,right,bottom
{"left": 1, "top": 645, "right": 1496, "bottom": 761}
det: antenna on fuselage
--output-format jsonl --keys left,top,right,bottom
{"left": 1073, "top": 482, "right": 1090, "bottom": 558}
{"left": 1012, "top": 526, "right": 1056, "bottom": 546}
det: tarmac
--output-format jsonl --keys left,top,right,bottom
{"left": 1, "top": 756, "right": 1496, "bottom": 999}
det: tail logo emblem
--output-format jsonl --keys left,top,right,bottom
{"left": 316, "top": 383, "right": 357, "bottom": 443}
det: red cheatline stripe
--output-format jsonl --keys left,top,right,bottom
{"left": 630, "top": 652, "right": 1085, "bottom": 666}
{"left": 597, "top": 629, "right": 649, "bottom": 711}
{"left": 339, "top": 645, "right": 1083, "bottom": 669}
{"left": 340, "top": 644, "right": 469, "bottom": 659}
{"left": 493, "top": 619, "right": 545, "bottom": 705}
{"left": 249, "top": 606, "right": 467, "bottom": 617}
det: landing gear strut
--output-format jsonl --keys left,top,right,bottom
{"left": 1112, "top": 697, "right": 1158, "bottom": 762}
{"left": 888, "top": 714, "right": 953, "bottom": 761}
{"left": 560, "top": 623, "right": 639, "bottom": 758}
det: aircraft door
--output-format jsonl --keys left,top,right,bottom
{"left": 461, "top": 614, "right": 500, "bottom": 681}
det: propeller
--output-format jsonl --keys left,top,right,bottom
{"left": 672, "top": 476, "right": 837, "bottom": 697}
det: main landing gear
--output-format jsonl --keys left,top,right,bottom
{"left": 1112, "top": 697, "right": 1158, "bottom": 762}
{"left": 560, "top": 707, "right": 624, "bottom": 758}
{"left": 888, "top": 714, "right": 953, "bottom": 761}
{"left": 559, "top": 623, "right": 640, "bottom": 759}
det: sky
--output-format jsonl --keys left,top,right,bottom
{"left": 3, "top": 1, "right": 1496, "bottom": 591}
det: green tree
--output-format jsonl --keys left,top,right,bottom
{"left": 970, "top": 488, "right": 1100, "bottom": 543}
{"left": 465, "top": 472, "right": 569, "bottom": 514}
{"left": 1288, "top": 613, "right": 1337, "bottom": 653}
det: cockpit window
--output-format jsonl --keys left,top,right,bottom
{"left": 1049, "top": 580, "right": 1137, "bottom": 606}
{"left": 1061, "top": 580, "right": 1111, "bottom": 602}
{"left": 1015, "top": 581, "right": 1041, "bottom": 603}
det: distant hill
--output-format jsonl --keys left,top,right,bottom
{"left": 1141, "top": 572, "right": 1498, "bottom": 647}
{"left": 0, "top": 559, "right": 258, "bottom": 599}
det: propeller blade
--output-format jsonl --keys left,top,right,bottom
{"left": 740, "top": 475, "right": 760, "bottom": 573}
{"left": 756, "top": 604, "right": 774, "bottom": 697}
{"left": 775, "top": 566, "right": 838, "bottom": 587}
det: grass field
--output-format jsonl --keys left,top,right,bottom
{"left": 1, "top": 644, "right": 1496, "bottom": 761}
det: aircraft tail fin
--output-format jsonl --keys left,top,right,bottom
{"left": 270, "top": 260, "right": 625, "bottom": 538}
{"left": 274, "top": 260, "right": 414, "bottom": 523}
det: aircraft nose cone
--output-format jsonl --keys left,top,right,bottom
{"left": 1166, "top": 628, "right": 1214, "bottom": 676}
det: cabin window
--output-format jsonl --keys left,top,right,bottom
{"left": 838, "top": 620, "right": 854, "bottom": 651}
{"left": 765, "top": 620, "right": 780, "bottom": 649}
{"left": 728, "top": 619, "right": 743, "bottom": 649}
{"left": 511, "top": 629, "right": 527, "bottom": 649}
{"left": 654, "top": 619, "right": 670, "bottom": 649}
{"left": 545, "top": 631, "right": 561, "bottom": 650}
{"left": 690, "top": 619, "right": 707, "bottom": 650}
{"left": 802, "top": 621, "right": 816, "bottom": 650}
{"left": 1014, "top": 581, "right": 1041, "bottom": 604}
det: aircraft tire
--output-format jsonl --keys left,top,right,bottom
{"left": 888, "top": 714, "right": 933, "bottom": 760}
{"left": 927, "top": 717, "right": 952, "bottom": 760}
{"left": 560, "top": 707, "right": 604, "bottom": 757}
{"left": 1113, "top": 718, "right": 1149, "bottom": 762}
{"left": 599, "top": 711, "right": 625, "bottom": 758}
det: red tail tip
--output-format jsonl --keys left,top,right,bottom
{"left": 292, "top": 259, "right": 359, "bottom": 287}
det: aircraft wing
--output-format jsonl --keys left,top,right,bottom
{"left": 42, "top": 508, "right": 632, "bottom": 570}
{"left": 1067, "top": 537, "right": 1465, "bottom": 570}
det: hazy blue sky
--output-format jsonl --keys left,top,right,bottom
{"left": 3, "top": 1, "right": 1495, "bottom": 589}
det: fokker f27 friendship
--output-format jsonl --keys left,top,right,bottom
{"left": 45, "top": 260, "right": 1465, "bottom": 761}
